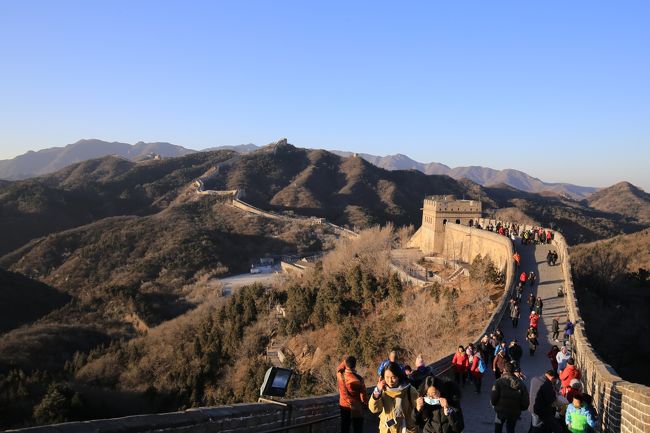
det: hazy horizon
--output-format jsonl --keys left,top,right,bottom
{"left": 1, "top": 1, "right": 648, "bottom": 190}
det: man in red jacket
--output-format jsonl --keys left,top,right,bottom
{"left": 559, "top": 358, "right": 582, "bottom": 397}
{"left": 337, "top": 356, "right": 368, "bottom": 433}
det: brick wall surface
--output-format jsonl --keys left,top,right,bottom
{"left": 552, "top": 232, "right": 650, "bottom": 433}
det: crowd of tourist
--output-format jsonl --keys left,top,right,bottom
{"left": 336, "top": 231, "right": 597, "bottom": 433}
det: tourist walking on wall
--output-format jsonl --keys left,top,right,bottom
{"left": 451, "top": 346, "right": 469, "bottom": 387}
{"left": 534, "top": 296, "right": 544, "bottom": 315}
{"left": 510, "top": 304, "right": 520, "bottom": 328}
{"left": 415, "top": 376, "right": 465, "bottom": 433}
{"left": 338, "top": 356, "right": 368, "bottom": 433}
{"left": 556, "top": 347, "right": 572, "bottom": 374}
{"left": 531, "top": 370, "right": 561, "bottom": 433}
{"left": 480, "top": 335, "right": 494, "bottom": 366}
{"left": 528, "top": 271, "right": 536, "bottom": 286}
{"left": 508, "top": 340, "right": 523, "bottom": 368}
{"left": 529, "top": 311, "right": 540, "bottom": 331}
{"left": 369, "top": 362, "right": 419, "bottom": 433}
{"left": 493, "top": 348, "right": 508, "bottom": 379}
{"left": 566, "top": 379, "right": 583, "bottom": 404}
{"left": 527, "top": 293, "right": 535, "bottom": 312}
{"left": 526, "top": 327, "right": 539, "bottom": 356}
{"left": 547, "top": 346, "right": 560, "bottom": 372}
{"left": 408, "top": 355, "right": 430, "bottom": 390}
{"left": 560, "top": 359, "right": 582, "bottom": 397}
{"left": 491, "top": 362, "right": 530, "bottom": 433}
{"left": 378, "top": 349, "right": 403, "bottom": 377}
{"left": 565, "top": 394, "right": 596, "bottom": 433}
{"left": 552, "top": 318, "right": 560, "bottom": 342}
{"left": 470, "top": 351, "right": 486, "bottom": 394}
{"left": 564, "top": 320, "right": 574, "bottom": 345}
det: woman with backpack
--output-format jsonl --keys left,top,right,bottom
{"left": 469, "top": 350, "right": 486, "bottom": 394}
{"left": 369, "top": 362, "right": 419, "bottom": 433}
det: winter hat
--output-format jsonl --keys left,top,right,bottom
{"left": 570, "top": 379, "right": 582, "bottom": 390}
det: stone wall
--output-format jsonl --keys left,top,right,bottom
{"left": 7, "top": 395, "right": 340, "bottom": 433}
{"left": 443, "top": 223, "right": 512, "bottom": 271}
{"left": 552, "top": 232, "right": 650, "bottom": 433}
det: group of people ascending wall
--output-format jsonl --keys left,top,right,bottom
{"left": 336, "top": 229, "right": 598, "bottom": 433}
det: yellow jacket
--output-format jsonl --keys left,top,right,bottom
{"left": 368, "top": 385, "right": 419, "bottom": 433}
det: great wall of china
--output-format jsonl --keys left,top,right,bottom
{"left": 10, "top": 196, "right": 649, "bottom": 433}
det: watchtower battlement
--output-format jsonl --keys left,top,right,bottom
{"left": 419, "top": 196, "right": 482, "bottom": 254}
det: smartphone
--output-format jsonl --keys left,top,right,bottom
{"left": 385, "top": 418, "right": 397, "bottom": 428}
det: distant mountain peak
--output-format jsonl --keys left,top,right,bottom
{"left": 0, "top": 139, "right": 195, "bottom": 180}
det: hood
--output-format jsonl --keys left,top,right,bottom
{"left": 503, "top": 374, "right": 522, "bottom": 390}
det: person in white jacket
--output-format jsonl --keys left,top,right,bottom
{"left": 556, "top": 347, "right": 571, "bottom": 373}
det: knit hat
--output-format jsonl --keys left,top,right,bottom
{"left": 570, "top": 379, "right": 582, "bottom": 390}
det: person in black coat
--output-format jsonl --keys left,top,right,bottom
{"left": 491, "top": 363, "right": 529, "bottom": 433}
{"left": 532, "top": 370, "right": 561, "bottom": 433}
{"left": 415, "top": 376, "right": 464, "bottom": 433}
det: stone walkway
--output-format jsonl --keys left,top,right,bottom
{"left": 363, "top": 241, "right": 568, "bottom": 433}
{"left": 458, "top": 242, "right": 567, "bottom": 433}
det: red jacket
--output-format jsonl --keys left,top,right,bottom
{"left": 469, "top": 355, "right": 483, "bottom": 378}
{"left": 520, "top": 272, "right": 527, "bottom": 283}
{"left": 451, "top": 352, "right": 469, "bottom": 373}
{"left": 560, "top": 364, "right": 581, "bottom": 389}
{"left": 337, "top": 361, "right": 367, "bottom": 413}
{"left": 530, "top": 313, "right": 540, "bottom": 328}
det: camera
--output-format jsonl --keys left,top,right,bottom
{"left": 385, "top": 418, "right": 397, "bottom": 428}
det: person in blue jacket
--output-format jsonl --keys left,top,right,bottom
{"left": 377, "top": 349, "right": 404, "bottom": 377}
{"left": 565, "top": 394, "right": 596, "bottom": 433}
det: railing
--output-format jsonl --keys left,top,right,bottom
{"left": 256, "top": 414, "right": 339, "bottom": 433}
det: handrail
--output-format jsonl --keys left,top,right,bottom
{"left": 255, "top": 414, "right": 339, "bottom": 433}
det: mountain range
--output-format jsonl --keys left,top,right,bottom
{"left": 330, "top": 151, "right": 598, "bottom": 199}
{"left": 1, "top": 140, "right": 649, "bottom": 428}
{"left": 0, "top": 139, "right": 598, "bottom": 199}
{"left": 0, "top": 139, "right": 194, "bottom": 180}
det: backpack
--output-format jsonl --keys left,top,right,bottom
{"left": 478, "top": 358, "right": 486, "bottom": 373}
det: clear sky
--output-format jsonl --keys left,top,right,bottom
{"left": 1, "top": 1, "right": 649, "bottom": 190}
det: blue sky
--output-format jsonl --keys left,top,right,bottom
{"left": 1, "top": 1, "right": 648, "bottom": 190}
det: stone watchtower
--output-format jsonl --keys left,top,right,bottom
{"left": 418, "top": 195, "right": 482, "bottom": 254}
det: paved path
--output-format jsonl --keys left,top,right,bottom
{"left": 460, "top": 242, "right": 567, "bottom": 432}
{"left": 207, "top": 268, "right": 280, "bottom": 295}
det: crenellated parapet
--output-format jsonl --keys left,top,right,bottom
{"left": 552, "top": 232, "right": 650, "bottom": 433}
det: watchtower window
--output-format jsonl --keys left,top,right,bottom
{"left": 469, "top": 219, "right": 474, "bottom": 227}
{"left": 443, "top": 219, "right": 447, "bottom": 225}
{"left": 455, "top": 219, "right": 461, "bottom": 224}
